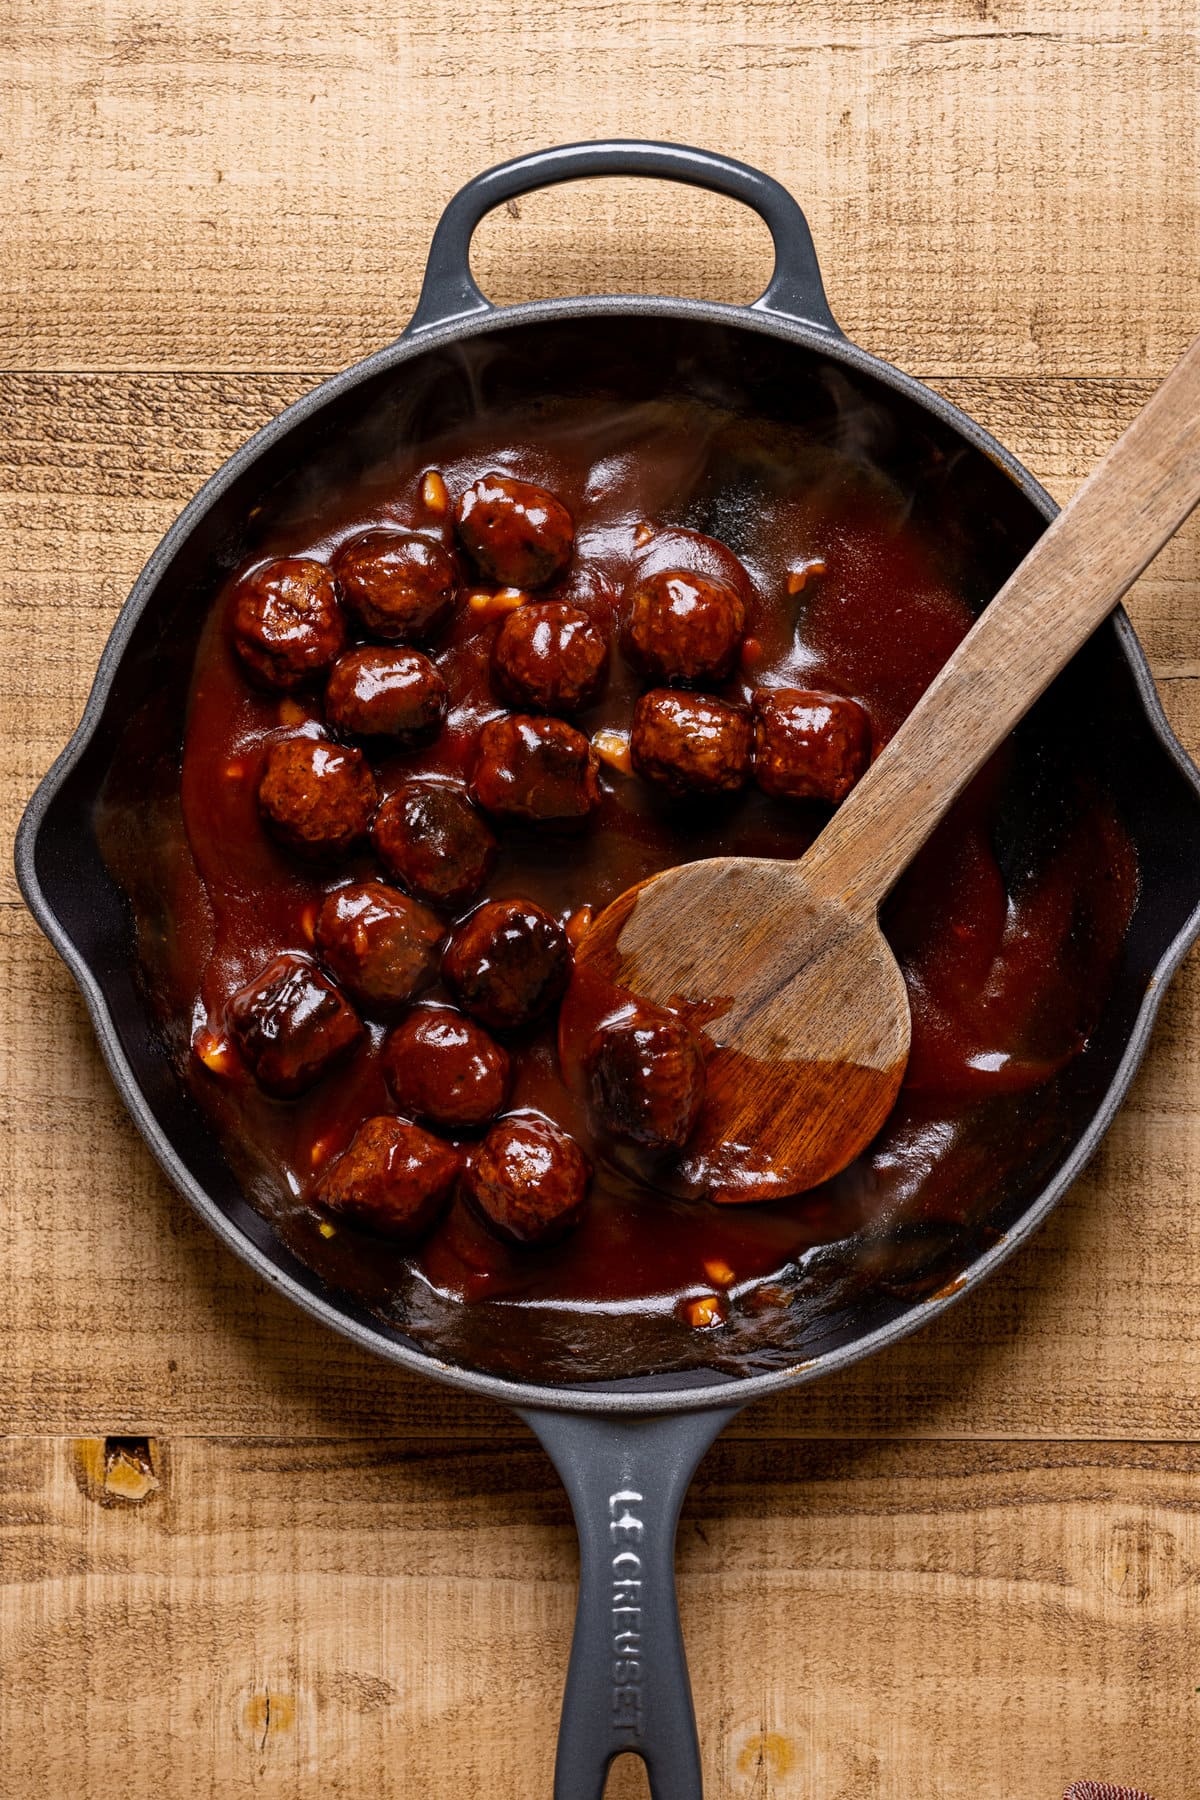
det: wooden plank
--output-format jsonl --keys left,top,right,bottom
{"left": 2, "top": 2, "right": 1197, "bottom": 377}
{"left": 2, "top": 1433, "right": 1197, "bottom": 1798}
{"left": 5, "top": 3, "right": 1200, "bottom": 1793}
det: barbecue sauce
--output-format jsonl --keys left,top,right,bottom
{"left": 102, "top": 388, "right": 1139, "bottom": 1382}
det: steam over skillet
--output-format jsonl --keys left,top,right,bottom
{"left": 17, "top": 142, "right": 1200, "bottom": 1798}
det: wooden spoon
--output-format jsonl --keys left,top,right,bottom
{"left": 565, "top": 335, "right": 1200, "bottom": 1202}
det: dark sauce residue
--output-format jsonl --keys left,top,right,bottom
{"left": 97, "top": 383, "right": 1140, "bottom": 1385}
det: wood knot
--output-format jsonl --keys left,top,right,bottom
{"left": 72, "top": 1436, "right": 161, "bottom": 1506}
{"left": 242, "top": 1689, "right": 297, "bottom": 1743}
{"left": 1102, "top": 1518, "right": 1179, "bottom": 1604}
{"left": 736, "top": 1730, "right": 796, "bottom": 1780}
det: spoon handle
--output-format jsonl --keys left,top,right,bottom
{"left": 803, "top": 333, "right": 1200, "bottom": 914}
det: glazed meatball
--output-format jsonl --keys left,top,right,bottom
{"left": 623, "top": 569, "right": 745, "bottom": 686}
{"left": 442, "top": 898, "right": 572, "bottom": 1031}
{"left": 315, "top": 880, "right": 443, "bottom": 1012}
{"left": 462, "top": 1111, "right": 590, "bottom": 1246}
{"left": 227, "top": 953, "right": 363, "bottom": 1096}
{"left": 372, "top": 781, "right": 496, "bottom": 909}
{"left": 258, "top": 737, "right": 378, "bottom": 858}
{"left": 491, "top": 602, "right": 609, "bottom": 714}
{"left": 454, "top": 473, "right": 574, "bottom": 589}
{"left": 315, "top": 1115, "right": 460, "bottom": 1241}
{"left": 471, "top": 714, "right": 601, "bottom": 823}
{"left": 752, "top": 688, "right": 871, "bottom": 803}
{"left": 332, "top": 529, "right": 459, "bottom": 642}
{"left": 230, "top": 557, "right": 346, "bottom": 691}
{"left": 383, "top": 1006, "right": 511, "bottom": 1130}
{"left": 325, "top": 647, "right": 448, "bottom": 744}
{"left": 586, "top": 1008, "right": 707, "bottom": 1154}
{"left": 630, "top": 690, "right": 752, "bottom": 795}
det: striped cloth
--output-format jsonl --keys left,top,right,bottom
{"left": 1063, "top": 1785, "right": 1155, "bottom": 1799}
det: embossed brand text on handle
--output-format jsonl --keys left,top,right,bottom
{"left": 609, "top": 1488, "right": 645, "bottom": 1737}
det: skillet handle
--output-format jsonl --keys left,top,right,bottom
{"left": 408, "top": 139, "right": 841, "bottom": 337}
{"left": 519, "top": 1402, "right": 743, "bottom": 1800}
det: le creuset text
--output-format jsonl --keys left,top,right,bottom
{"left": 609, "top": 1488, "right": 645, "bottom": 1736}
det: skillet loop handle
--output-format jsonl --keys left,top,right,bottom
{"left": 408, "top": 139, "right": 841, "bottom": 336}
{"left": 520, "top": 1403, "right": 742, "bottom": 1800}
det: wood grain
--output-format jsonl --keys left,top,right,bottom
{"left": 2, "top": 2, "right": 1197, "bottom": 376}
{"left": 3, "top": 1434, "right": 1199, "bottom": 1800}
{"left": 3, "top": 3, "right": 1200, "bottom": 1794}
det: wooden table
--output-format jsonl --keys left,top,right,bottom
{"left": 3, "top": 4, "right": 1199, "bottom": 1796}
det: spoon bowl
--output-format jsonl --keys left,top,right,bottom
{"left": 565, "top": 856, "right": 911, "bottom": 1200}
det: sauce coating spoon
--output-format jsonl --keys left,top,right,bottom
{"left": 567, "top": 334, "right": 1200, "bottom": 1201}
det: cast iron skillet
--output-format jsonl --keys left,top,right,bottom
{"left": 16, "top": 141, "right": 1200, "bottom": 1797}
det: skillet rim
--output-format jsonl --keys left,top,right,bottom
{"left": 16, "top": 292, "right": 1200, "bottom": 1416}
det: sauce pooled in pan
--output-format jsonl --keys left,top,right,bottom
{"left": 103, "top": 390, "right": 1139, "bottom": 1381}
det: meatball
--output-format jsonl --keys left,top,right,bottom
{"left": 454, "top": 473, "right": 574, "bottom": 588}
{"left": 462, "top": 1111, "right": 590, "bottom": 1245}
{"left": 315, "top": 880, "right": 443, "bottom": 1012}
{"left": 752, "top": 688, "right": 871, "bottom": 803}
{"left": 442, "top": 898, "right": 572, "bottom": 1031}
{"left": 258, "top": 737, "right": 378, "bottom": 858}
{"left": 325, "top": 647, "right": 448, "bottom": 744}
{"left": 315, "top": 1115, "right": 459, "bottom": 1241}
{"left": 491, "top": 602, "right": 609, "bottom": 714}
{"left": 586, "top": 1007, "right": 707, "bottom": 1154}
{"left": 622, "top": 569, "right": 745, "bottom": 686}
{"left": 383, "top": 1006, "right": 511, "bottom": 1130}
{"left": 229, "top": 557, "right": 346, "bottom": 691}
{"left": 372, "top": 781, "right": 496, "bottom": 909}
{"left": 332, "top": 529, "right": 458, "bottom": 642}
{"left": 630, "top": 690, "right": 752, "bottom": 795}
{"left": 471, "top": 714, "right": 601, "bottom": 823}
{"left": 227, "top": 953, "right": 363, "bottom": 1096}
